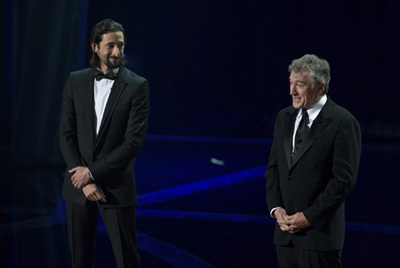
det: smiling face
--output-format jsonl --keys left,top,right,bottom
{"left": 92, "top": 31, "right": 125, "bottom": 73}
{"left": 289, "top": 71, "right": 325, "bottom": 110}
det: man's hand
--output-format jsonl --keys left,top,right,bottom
{"left": 274, "top": 208, "right": 291, "bottom": 231}
{"left": 69, "top": 166, "right": 92, "bottom": 189}
{"left": 275, "top": 210, "right": 311, "bottom": 234}
{"left": 82, "top": 184, "right": 107, "bottom": 203}
{"left": 285, "top": 212, "right": 311, "bottom": 233}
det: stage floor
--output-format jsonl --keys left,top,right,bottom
{"left": 1, "top": 135, "right": 399, "bottom": 267}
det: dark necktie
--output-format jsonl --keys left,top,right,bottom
{"left": 95, "top": 70, "right": 116, "bottom": 81}
{"left": 294, "top": 109, "right": 309, "bottom": 154}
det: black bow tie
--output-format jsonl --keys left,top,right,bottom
{"left": 95, "top": 70, "right": 116, "bottom": 81}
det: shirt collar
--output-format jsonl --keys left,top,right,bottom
{"left": 297, "top": 95, "right": 327, "bottom": 122}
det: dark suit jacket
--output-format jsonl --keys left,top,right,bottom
{"left": 265, "top": 97, "right": 361, "bottom": 251}
{"left": 59, "top": 67, "right": 149, "bottom": 208}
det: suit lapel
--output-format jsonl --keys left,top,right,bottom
{"left": 290, "top": 99, "right": 334, "bottom": 168}
{"left": 284, "top": 109, "right": 297, "bottom": 168}
{"left": 95, "top": 68, "right": 126, "bottom": 148}
{"left": 84, "top": 70, "right": 97, "bottom": 149}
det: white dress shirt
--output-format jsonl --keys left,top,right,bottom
{"left": 94, "top": 68, "right": 119, "bottom": 135}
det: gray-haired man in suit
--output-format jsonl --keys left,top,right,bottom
{"left": 266, "top": 54, "right": 361, "bottom": 267}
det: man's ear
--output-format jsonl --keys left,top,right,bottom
{"left": 319, "top": 82, "right": 326, "bottom": 95}
{"left": 91, "top": 42, "right": 97, "bottom": 52}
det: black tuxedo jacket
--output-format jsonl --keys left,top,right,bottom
{"left": 265, "top": 97, "right": 361, "bottom": 251}
{"left": 59, "top": 67, "right": 149, "bottom": 208}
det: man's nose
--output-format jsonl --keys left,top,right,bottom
{"left": 111, "top": 46, "right": 121, "bottom": 57}
{"left": 290, "top": 85, "right": 296, "bottom": 95}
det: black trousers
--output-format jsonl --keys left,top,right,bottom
{"left": 276, "top": 243, "right": 342, "bottom": 268}
{"left": 66, "top": 200, "right": 141, "bottom": 268}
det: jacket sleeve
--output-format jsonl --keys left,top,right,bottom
{"left": 59, "top": 74, "right": 83, "bottom": 169}
{"left": 265, "top": 112, "right": 284, "bottom": 214}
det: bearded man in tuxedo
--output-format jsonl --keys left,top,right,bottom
{"left": 59, "top": 19, "right": 149, "bottom": 268}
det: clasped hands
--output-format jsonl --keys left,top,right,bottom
{"left": 274, "top": 208, "right": 311, "bottom": 234}
{"left": 69, "top": 166, "right": 106, "bottom": 203}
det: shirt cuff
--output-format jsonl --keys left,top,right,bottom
{"left": 270, "top": 207, "right": 282, "bottom": 218}
{"left": 88, "top": 169, "right": 95, "bottom": 181}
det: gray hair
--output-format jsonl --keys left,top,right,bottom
{"left": 288, "top": 54, "right": 331, "bottom": 94}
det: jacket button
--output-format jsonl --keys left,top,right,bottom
{"left": 288, "top": 176, "right": 293, "bottom": 180}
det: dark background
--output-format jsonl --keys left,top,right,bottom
{"left": 1, "top": 0, "right": 400, "bottom": 267}
{"left": 2, "top": 0, "right": 400, "bottom": 165}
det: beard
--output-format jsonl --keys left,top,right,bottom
{"left": 105, "top": 55, "right": 123, "bottom": 69}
